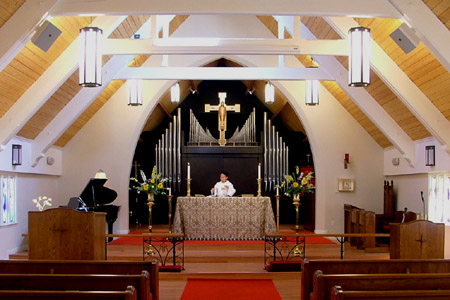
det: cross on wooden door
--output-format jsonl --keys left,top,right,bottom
{"left": 205, "top": 92, "right": 240, "bottom": 146}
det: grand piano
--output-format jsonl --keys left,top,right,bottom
{"left": 77, "top": 177, "right": 120, "bottom": 241}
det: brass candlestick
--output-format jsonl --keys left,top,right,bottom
{"left": 167, "top": 194, "right": 173, "bottom": 233}
{"left": 186, "top": 178, "right": 192, "bottom": 197}
{"left": 293, "top": 193, "right": 301, "bottom": 232}
{"left": 257, "top": 178, "right": 262, "bottom": 197}
{"left": 147, "top": 193, "right": 155, "bottom": 233}
{"left": 276, "top": 194, "right": 280, "bottom": 232}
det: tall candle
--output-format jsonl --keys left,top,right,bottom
{"left": 168, "top": 187, "right": 171, "bottom": 196}
{"left": 187, "top": 162, "right": 191, "bottom": 179}
{"left": 258, "top": 163, "right": 261, "bottom": 179}
{"left": 276, "top": 187, "right": 279, "bottom": 196}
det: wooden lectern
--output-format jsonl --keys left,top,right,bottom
{"left": 390, "top": 220, "right": 444, "bottom": 259}
{"left": 28, "top": 208, "right": 106, "bottom": 260}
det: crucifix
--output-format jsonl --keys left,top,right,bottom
{"left": 205, "top": 92, "right": 240, "bottom": 146}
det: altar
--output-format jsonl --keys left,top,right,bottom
{"left": 173, "top": 196, "right": 276, "bottom": 240}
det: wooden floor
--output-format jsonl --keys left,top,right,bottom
{"left": 11, "top": 224, "right": 389, "bottom": 300}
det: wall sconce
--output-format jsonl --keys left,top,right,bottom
{"left": 348, "top": 26, "right": 371, "bottom": 87}
{"left": 305, "top": 78, "right": 319, "bottom": 106}
{"left": 425, "top": 145, "right": 435, "bottom": 166}
{"left": 127, "top": 79, "right": 143, "bottom": 106}
{"left": 344, "top": 153, "right": 350, "bottom": 169}
{"left": 79, "top": 26, "right": 103, "bottom": 87}
{"left": 265, "top": 82, "right": 274, "bottom": 104}
{"left": 12, "top": 144, "right": 22, "bottom": 166}
{"left": 171, "top": 82, "right": 180, "bottom": 103}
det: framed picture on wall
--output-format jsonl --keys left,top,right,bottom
{"left": 338, "top": 179, "right": 355, "bottom": 192}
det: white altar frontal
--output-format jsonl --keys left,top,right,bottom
{"left": 173, "top": 196, "right": 276, "bottom": 240}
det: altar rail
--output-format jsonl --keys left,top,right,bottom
{"left": 264, "top": 233, "right": 390, "bottom": 266}
{"left": 106, "top": 233, "right": 185, "bottom": 268}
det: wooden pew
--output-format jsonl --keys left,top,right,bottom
{"left": 0, "top": 260, "right": 159, "bottom": 300}
{"left": 0, "top": 272, "right": 149, "bottom": 300}
{"left": 302, "top": 258, "right": 450, "bottom": 300}
{"left": 330, "top": 286, "right": 450, "bottom": 300}
{"left": 313, "top": 271, "right": 450, "bottom": 300}
{"left": 0, "top": 286, "right": 137, "bottom": 300}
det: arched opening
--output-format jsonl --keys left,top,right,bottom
{"left": 128, "top": 58, "right": 315, "bottom": 231}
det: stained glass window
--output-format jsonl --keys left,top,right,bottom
{"left": 0, "top": 175, "right": 17, "bottom": 226}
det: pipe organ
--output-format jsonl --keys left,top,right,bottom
{"left": 155, "top": 108, "right": 182, "bottom": 192}
{"left": 263, "top": 112, "right": 288, "bottom": 192}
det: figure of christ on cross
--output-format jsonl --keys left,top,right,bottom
{"left": 205, "top": 92, "right": 240, "bottom": 146}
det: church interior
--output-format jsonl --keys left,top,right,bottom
{"left": 1, "top": 0, "right": 450, "bottom": 299}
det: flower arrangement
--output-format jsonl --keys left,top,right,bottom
{"left": 130, "top": 166, "right": 168, "bottom": 195}
{"left": 32, "top": 196, "right": 52, "bottom": 211}
{"left": 280, "top": 166, "right": 315, "bottom": 197}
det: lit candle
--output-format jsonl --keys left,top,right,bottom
{"left": 168, "top": 187, "right": 171, "bottom": 196}
{"left": 276, "top": 187, "right": 279, "bottom": 196}
{"left": 187, "top": 162, "right": 191, "bottom": 179}
{"left": 258, "top": 163, "right": 261, "bottom": 180}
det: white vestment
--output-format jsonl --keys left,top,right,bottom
{"left": 213, "top": 180, "right": 236, "bottom": 197}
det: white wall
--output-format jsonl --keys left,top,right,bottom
{"left": 59, "top": 15, "right": 385, "bottom": 235}
{"left": 0, "top": 173, "right": 59, "bottom": 259}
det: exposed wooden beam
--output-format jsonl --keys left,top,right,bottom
{"left": 0, "top": 0, "right": 59, "bottom": 73}
{"left": 103, "top": 37, "right": 348, "bottom": 56}
{"left": 389, "top": 0, "right": 450, "bottom": 73}
{"left": 114, "top": 67, "right": 334, "bottom": 80}
{"left": 31, "top": 55, "right": 134, "bottom": 166}
{"left": 326, "top": 16, "right": 450, "bottom": 155}
{"left": 52, "top": 0, "right": 401, "bottom": 18}
{"left": 0, "top": 16, "right": 126, "bottom": 151}
{"left": 298, "top": 22, "right": 416, "bottom": 166}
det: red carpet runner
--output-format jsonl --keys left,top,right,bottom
{"left": 180, "top": 278, "right": 282, "bottom": 300}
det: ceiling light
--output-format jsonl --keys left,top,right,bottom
{"left": 79, "top": 27, "right": 103, "bottom": 87}
{"left": 348, "top": 26, "right": 371, "bottom": 87}
{"left": 305, "top": 79, "right": 319, "bottom": 106}
{"left": 128, "top": 79, "right": 143, "bottom": 106}
{"left": 265, "top": 82, "right": 274, "bottom": 104}
{"left": 171, "top": 82, "right": 180, "bottom": 103}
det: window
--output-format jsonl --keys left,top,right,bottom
{"left": 428, "top": 173, "right": 450, "bottom": 225}
{"left": 1, "top": 176, "right": 16, "bottom": 226}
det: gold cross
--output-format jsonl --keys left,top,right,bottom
{"left": 133, "top": 161, "right": 140, "bottom": 178}
{"left": 205, "top": 92, "right": 240, "bottom": 146}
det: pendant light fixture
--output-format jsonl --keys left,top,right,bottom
{"left": 348, "top": 26, "right": 371, "bottom": 87}
{"left": 171, "top": 82, "right": 180, "bottom": 103}
{"left": 305, "top": 66, "right": 319, "bottom": 106}
{"left": 128, "top": 78, "right": 143, "bottom": 106}
{"left": 265, "top": 82, "right": 275, "bottom": 104}
{"left": 79, "top": 25, "right": 103, "bottom": 87}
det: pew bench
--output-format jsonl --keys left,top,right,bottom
{"left": 313, "top": 271, "right": 450, "bottom": 300}
{"left": 0, "top": 286, "right": 137, "bottom": 300}
{"left": 302, "top": 258, "right": 450, "bottom": 300}
{"left": 331, "top": 286, "right": 450, "bottom": 300}
{"left": 0, "top": 260, "right": 159, "bottom": 300}
{"left": 0, "top": 272, "right": 149, "bottom": 300}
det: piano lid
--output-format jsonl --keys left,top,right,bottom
{"left": 79, "top": 178, "right": 117, "bottom": 206}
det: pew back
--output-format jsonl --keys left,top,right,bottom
{"left": 302, "top": 259, "right": 450, "bottom": 300}
{"left": 0, "top": 286, "right": 137, "bottom": 300}
{"left": 331, "top": 286, "right": 450, "bottom": 300}
{"left": 0, "top": 272, "right": 149, "bottom": 300}
{"left": 0, "top": 260, "right": 158, "bottom": 300}
{"left": 314, "top": 271, "right": 450, "bottom": 300}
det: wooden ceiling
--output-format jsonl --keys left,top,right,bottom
{"left": 0, "top": 1, "right": 449, "bottom": 153}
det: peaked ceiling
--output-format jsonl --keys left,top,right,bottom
{"left": 1, "top": 0, "right": 450, "bottom": 167}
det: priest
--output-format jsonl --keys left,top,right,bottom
{"left": 211, "top": 171, "right": 236, "bottom": 197}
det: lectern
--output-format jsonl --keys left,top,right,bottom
{"left": 28, "top": 208, "right": 106, "bottom": 260}
{"left": 390, "top": 220, "right": 444, "bottom": 259}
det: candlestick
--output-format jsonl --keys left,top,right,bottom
{"left": 167, "top": 187, "right": 171, "bottom": 196}
{"left": 276, "top": 187, "right": 279, "bottom": 196}
{"left": 187, "top": 162, "right": 191, "bottom": 179}
{"left": 167, "top": 194, "right": 173, "bottom": 233}
{"left": 257, "top": 178, "right": 262, "bottom": 197}
{"left": 258, "top": 163, "right": 261, "bottom": 180}
{"left": 276, "top": 193, "right": 280, "bottom": 232}
{"left": 186, "top": 178, "right": 191, "bottom": 197}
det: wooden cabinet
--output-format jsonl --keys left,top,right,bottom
{"left": 28, "top": 208, "right": 106, "bottom": 260}
{"left": 390, "top": 220, "right": 444, "bottom": 259}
